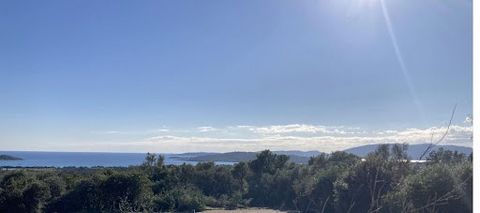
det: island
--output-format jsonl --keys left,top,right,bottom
{"left": 0, "top": 154, "right": 23, "bottom": 160}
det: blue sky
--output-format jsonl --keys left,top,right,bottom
{"left": 0, "top": 0, "right": 472, "bottom": 152}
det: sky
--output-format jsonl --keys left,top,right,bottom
{"left": 0, "top": 0, "right": 473, "bottom": 153}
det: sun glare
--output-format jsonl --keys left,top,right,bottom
{"left": 379, "top": 0, "right": 427, "bottom": 124}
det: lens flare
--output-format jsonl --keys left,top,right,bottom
{"left": 380, "top": 0, "right": 426, "bottom": 123}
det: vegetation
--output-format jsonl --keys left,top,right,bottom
{"left": 0, "top": 144, "right": 472, "bottom": 212}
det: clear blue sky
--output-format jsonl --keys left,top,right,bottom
{"left": 0, "top": 0, "right": 472, "bottom": 152}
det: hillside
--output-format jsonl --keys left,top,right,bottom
{"left": 187, "top": 151, "right": 312, "bottom": 164}
{"left": 176, "top": 144, "right": 472, "bottom": 164}
{"left": 272, "top": 150, "right": 321, "bottom": 158}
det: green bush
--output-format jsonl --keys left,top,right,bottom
{"left": 0, "top": 149, "right": 473, "bottom": 213}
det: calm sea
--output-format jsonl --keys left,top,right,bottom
{"left": 0, "top": 151, "right": 233, "bottom": 168}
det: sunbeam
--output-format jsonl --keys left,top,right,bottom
{"left": 380, "top": 0, "right": 427, "bottom": 124}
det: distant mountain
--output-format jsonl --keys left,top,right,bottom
{"left": 272, "top": 150, "right": 322, "bottom": 158}
{"left": 170, "top": 152, "right": 217, "bottom": 156}
{"left": 176, "top": 144, "right": 472, "bottom": 164}
{"left": 185, "top": 151, "right": 315, "bottom": 164}
{"left": 344, "top": 144, "right": 472, "bottom": 159}
{"left": 189, "top": 152, "right": 257, "bottom": 162}
{"left": 0, "top": 154, "right": 23, "bottom": 160}
{"left": 168, "top": 152, "right": 217, "bottom": 159}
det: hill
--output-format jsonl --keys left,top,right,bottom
{"left": 344, "top": 144, "right": 472, "bottom": 159}
{"left": 175, "top": 144, "right": 472, "bottom": 164}
{"left": 0, "top": 154, "right": 23, "bottom": 160}
{"left": 272, "top": 150, "right": 321, "bottom": 158}
{"left": 187, "top": 151, "right": 314, "bottom": 164}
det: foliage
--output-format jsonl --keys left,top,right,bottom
{"left": 0, "top": 146, "right": 472, "bottom": 212}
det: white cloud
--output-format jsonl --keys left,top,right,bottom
{"left": 464, "top": 114, "right": 473, "bottom": 125}
{"left": 74, "top": 124, "right": 472, "bottom": 153}
{"left": 197, "top": 126, "right": 218, "bottom": 132}
{"left": 138, "top": 125, "right": 472, "bottom": 153}
{"left": 228, "top": 124, "right": 361, "bottom": 135}
{"left": 253, "top": 124, "right": 334, "bottom": 134}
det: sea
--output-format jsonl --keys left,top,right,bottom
{"left": 0, "top": 151, "right": 234, "bottom": 168}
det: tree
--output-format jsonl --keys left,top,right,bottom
{"left": 22, "top": 181, "right": 50, "bottom": 213}
{"left": 249, "top": 150, "right": 289, "bottom": 175}
{"left": 232, "top": 162, "right": 250, "bottom": 195}
{"left": 43, "top": 176, "right": 66, "bottom": 199}
{"left": 0, "top": 149, "right": 473, "bottom": 213}
{"left": 0, "top": 172, "right": 31, "bottom": 212}
{"left": 153, "top": 185, "right": 205, "bottom": 212}
{"left": 390, "top": 165, "right": 465, "bottom": 213}
{"left": 99, "top": 173, "right": 153, "bottom": 212}
{"left": 334, "top": 145, "right": 400, "bottom": 213}
{"left": 427, "top": 148, "right": 466, "bottom": 164}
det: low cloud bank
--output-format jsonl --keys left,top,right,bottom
{"left": 63, "top": 124, "right": 473, "bottom": 153}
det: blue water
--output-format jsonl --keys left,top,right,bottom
{"left": 0, "top": 151, "right": 232, "bottom": 167}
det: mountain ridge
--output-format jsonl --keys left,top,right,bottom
{"left": 173, "top": 144, "right": 471, "bottom": 163}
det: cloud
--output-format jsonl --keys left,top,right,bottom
{"left": 197, "top": 126, "right": 218, "bottom": 132}
{"left": 250, "top": 124, "right": 350, "bottom": 135}
{"left": 464, "top": 114, "right": 473, "bottom": 125}
{"left": 75, "top": 124, "right": 472, "bottom": 153}
{"left": 139, "top": 125, "right": 472, "bottom": 153}
{"left": 226, "top": 124, "right": 363, "bottom": 136}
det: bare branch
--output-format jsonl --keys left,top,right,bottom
{"left": 320, "top": 196, "right": 330, "bottom": 213}
{"left": 419, "top": 104, "right": 457, "bottom": 160}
